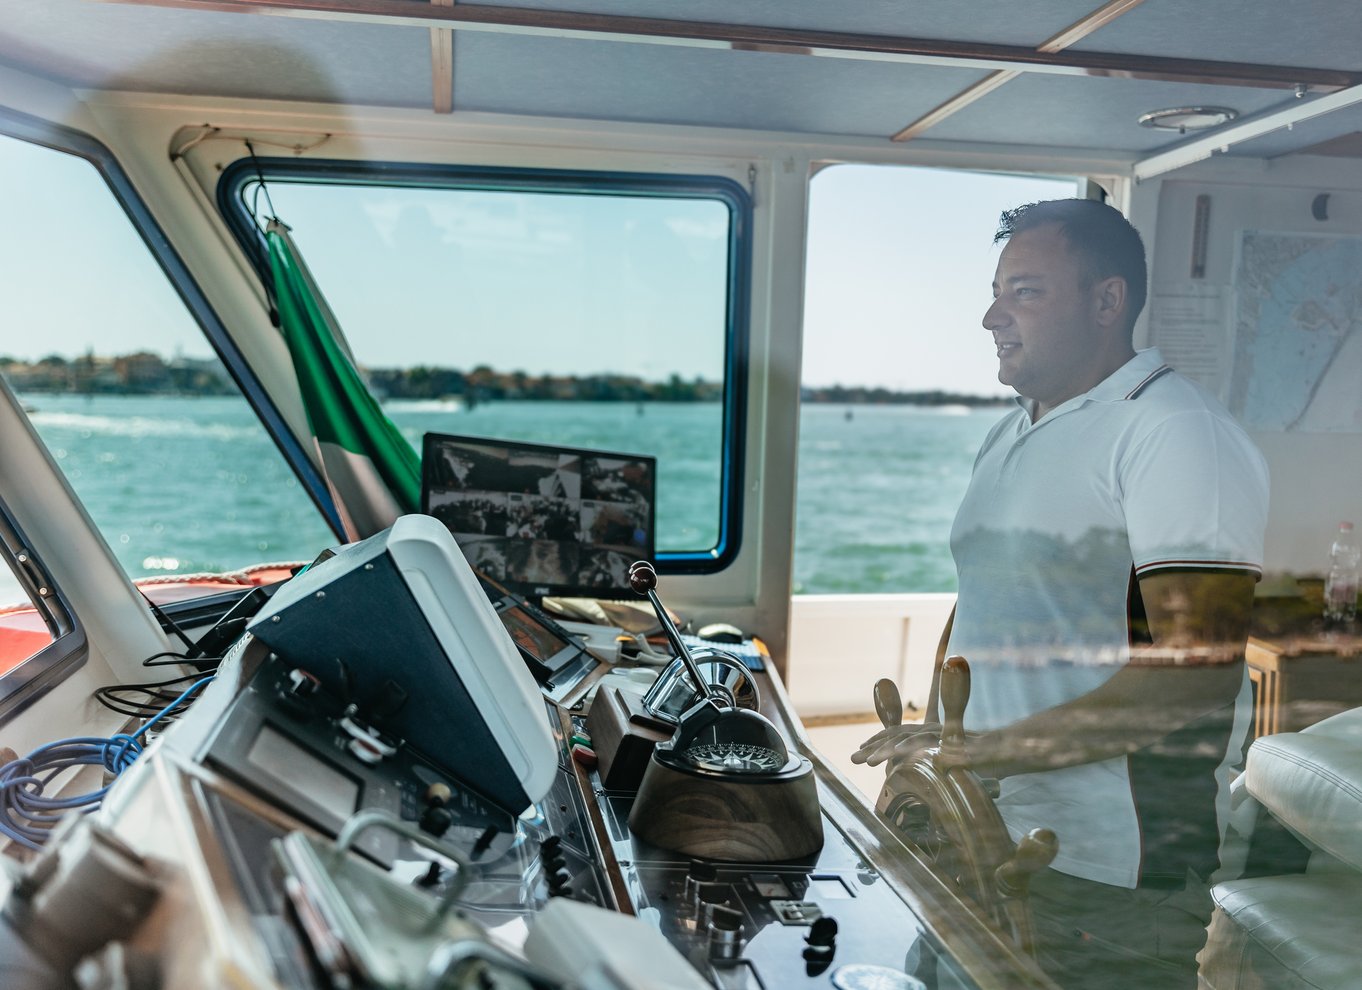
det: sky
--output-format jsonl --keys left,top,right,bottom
{"left": 1, "top": 134, "right": 1074, "bottom": 396}
{"left": 803, "top": 165, "right": 1078, "bottom": 394}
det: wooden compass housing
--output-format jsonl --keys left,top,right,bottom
{"left": 628, "top": 753, "right": 823, "bottom": 861}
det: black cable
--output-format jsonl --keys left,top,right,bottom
{"left": 137, "top": 591, "right": 198, "bottom": 656}
{"left": 93, "top": 659, "right": 219, "bottom": 720}
{"left": 245, "top": 140, "right": 279, "bottom": 224}
{"left": 138, "top": 650, "right": 195, "bottom": 668}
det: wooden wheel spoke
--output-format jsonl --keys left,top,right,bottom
{"left": 871, "top": 658, "right": 1055, "bottom": 957}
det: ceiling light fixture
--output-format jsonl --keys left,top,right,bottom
{"left": 1138, "top": 106, "right": 1239, "bottom": 134}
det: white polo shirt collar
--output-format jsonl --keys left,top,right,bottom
{"left": 1015, "top": 347, "right": 1173, "bottom": 424}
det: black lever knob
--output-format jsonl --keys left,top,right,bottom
{"left": 805, "top": 916, "right": 838, "bottom": 948}
{"left": 628, "top": 560, "right": 657, "bottom": 593}
{"left": 418, "top": 805, "right": 453, "bottom": 838}
{"left": 802, "top": 915, "right": 837, "bottom": 974}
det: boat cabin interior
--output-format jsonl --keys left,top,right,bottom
{"left": 4, "top": 2, "right": 1362, "bottom": 988}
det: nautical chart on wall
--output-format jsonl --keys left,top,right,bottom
{"left": 1228, "top": 230, "right": 1362, "bottom": 433}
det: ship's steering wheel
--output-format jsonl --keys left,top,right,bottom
{"left": 872, "top": 657, "right": 1057, "bottom": 956}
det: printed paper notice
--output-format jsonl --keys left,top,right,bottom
{"left": 1149, "top": 283, "right": 1227, "bottom": 396}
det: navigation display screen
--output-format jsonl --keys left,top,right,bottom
{"left": 421, "top": 433, "right": 656, "bottom": 601}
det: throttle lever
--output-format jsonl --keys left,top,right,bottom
{"left": 629, "top": 561, "right": 717, "bottom": 704}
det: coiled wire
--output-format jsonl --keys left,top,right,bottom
{"left": 0, "top": 676, "right": 214, "bottom": 850}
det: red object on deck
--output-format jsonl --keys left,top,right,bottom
{"left": 0, "top": 606, "right": 52, "bottom": 675}
{"left": 0, "top": 562, "right": 302, "bottom": 676}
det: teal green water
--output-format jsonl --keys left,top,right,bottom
{"left": 18, "top": 394, "right": 1002, "bottom": 595}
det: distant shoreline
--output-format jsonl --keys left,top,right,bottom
{"left": 3, "top": 352, "right": 1009, "bottom": 406}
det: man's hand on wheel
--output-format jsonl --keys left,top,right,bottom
{"left": 851, "top": 723, "right": 942, "bottom": 767}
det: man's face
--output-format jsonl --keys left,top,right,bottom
{"left": 982, "top": 224, "right": 1103, "bottom": 412}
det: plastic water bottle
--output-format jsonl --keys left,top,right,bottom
{"left": 1324, "top": 521, "right": 1361, "bottom": 624}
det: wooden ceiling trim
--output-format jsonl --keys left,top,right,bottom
{"left": 892, "top": 0, "right": 1147, "bottom": 142}
{"left": 100, "top": 0, "right": 1360, "bottom": 92}
{"left": 430, "top": 0, "right": 453, "bottom": 114}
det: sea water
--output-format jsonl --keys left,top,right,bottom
{"left": 14, "top": 394, "right": 1003, "bottom": 597}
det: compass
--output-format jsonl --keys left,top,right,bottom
{"left": 624, "top": 561, "right": 823, "bottom": 861}
{"left": 682, "top": 741, "right": 786, "bottom": 774}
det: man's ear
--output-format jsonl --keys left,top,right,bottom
{"left": 1092, "top": 275, "right": 1127, "bottom": 329}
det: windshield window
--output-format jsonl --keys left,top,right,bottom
{"left": 231, "top": 168, "right": 747, "bottom": 565}
{"left": 0, "top": 132, "right": 335, "bottom": 588}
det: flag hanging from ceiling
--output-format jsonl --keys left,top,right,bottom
{"left": 266, "top": 219, "right": 420, "bottom": 541}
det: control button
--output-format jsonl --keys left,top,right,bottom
{"left": 424, "top": 781, "right": 452, "bottom": 806}
{"left": 689, "top": 859, "right": 718, "bottom": 882}
{"left": 340, "top": 714, "right": 398, "bottom": 765}
{"left": 770, "top": 900, "right": 823, "bottom": 925}
{"left": 286, "top": 668, "right": 320, "bottom": 696}
{"left": 803, "top": 915, "right": 838, "bottom": 973}
{"left": 278, "top": 668, "right": 321, "bottom": 717}
{"left": 546, "top": 861, "right": 574, "bottom": 899}
{"left": 570, "top": 743, "right": 597, "bottom": 769}
{"left": 471, "top": 825, "right": 499, "bottom": 858}
{"left": 419, "top": 804, "right": 453, "bottom": 838}
{"left": 806, "top": 916, "right": 838, "bottom": 948}
{"left": 697, "top": 884, "right": 729, "bottom": 926}
{"left": 708, "top": 905, "right": 745, "bottom": 961}
{"left": 685, "top": 858, "right": 719, "bottom": 900}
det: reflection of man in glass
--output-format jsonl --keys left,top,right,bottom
{"left": 855, "top": 200, "right": 1269, "bottom": 989}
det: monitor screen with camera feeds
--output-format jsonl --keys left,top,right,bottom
{"left": 421, "top": 432, "right": 656, "bottom": 601}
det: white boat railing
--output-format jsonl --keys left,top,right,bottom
{"left": 785, "top": 592, "right": 955, "bottom": 720}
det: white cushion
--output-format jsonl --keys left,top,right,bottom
{"left": 1246, "top": 707, "right": 1362, "bottom": 870}
{"left": 1204, "top": 873, "right": 1362, "bottom": 990}
{"left": 1301, "top": 705, "right": 1362, "bottom": 744}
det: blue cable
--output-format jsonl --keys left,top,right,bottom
{"left": 0, "top": 676, "right": 215, "bottom": 851}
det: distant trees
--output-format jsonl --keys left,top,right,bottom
{"left": 799, "top": 384, "right": 1008, "bottom": 407}
{"left": 0, "top": 351, "right": 233, "bottom": 395}
{"left": 2, "top": 351, "right": 1005, "bottom": 406}
{"left": 367, "top": 365, "right": 719, "bottom": 403}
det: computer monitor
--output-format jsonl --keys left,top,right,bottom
{"left": 421, "top": 432, "right": 656, "bottom": 602}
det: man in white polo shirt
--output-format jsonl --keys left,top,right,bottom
{"left": 855, "top": 199, "right": 1269, "bottom": 989}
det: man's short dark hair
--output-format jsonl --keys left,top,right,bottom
{"left": 995, "top": 199, "right": 1148, "bottom": 336}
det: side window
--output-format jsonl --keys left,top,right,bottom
{"left": 0, "top": 546, "right": 55, "bottom": 672}
{"left": 0, "top": 496, "right": 81, "bottom": 718}
{"left": 797, "top": 165, "right": 1080, "bottom": 595}
{"left": 0, "top": 132, "right": 335, "bottom": 601}
{"left": 226, "top": 166, "right": 748, "bottom": 569}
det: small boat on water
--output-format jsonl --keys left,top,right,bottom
{"left": 0, "top": 3, "right": 1360, "bottom": 989}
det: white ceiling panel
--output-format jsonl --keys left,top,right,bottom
{"left": 1075, "top": 0, "right": 1362, "bottom": 71}
{"left": 452, "top": 32, "right": 993, "bottom": 137}
{"left": 927, "top": 72, "right": 1306, "bottom": 152}
{"left": 0, "top": 0, "right": 432, "bottom": 106}
{"left": 1, "top": 0, "right": 1360, "bottom": 159}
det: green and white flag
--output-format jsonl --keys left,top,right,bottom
{"left": 266, "top": 219, "right": 420, "bottom": 541}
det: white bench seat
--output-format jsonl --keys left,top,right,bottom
{"left": 1201, "top": 707, "right": 1362, "bottom": 989}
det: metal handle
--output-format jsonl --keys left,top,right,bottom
{"left": 630, "top": 561, "right": 717, "bottom": 704}
{"left": 336, "top": 809, "right": 474, "bottom": 922}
